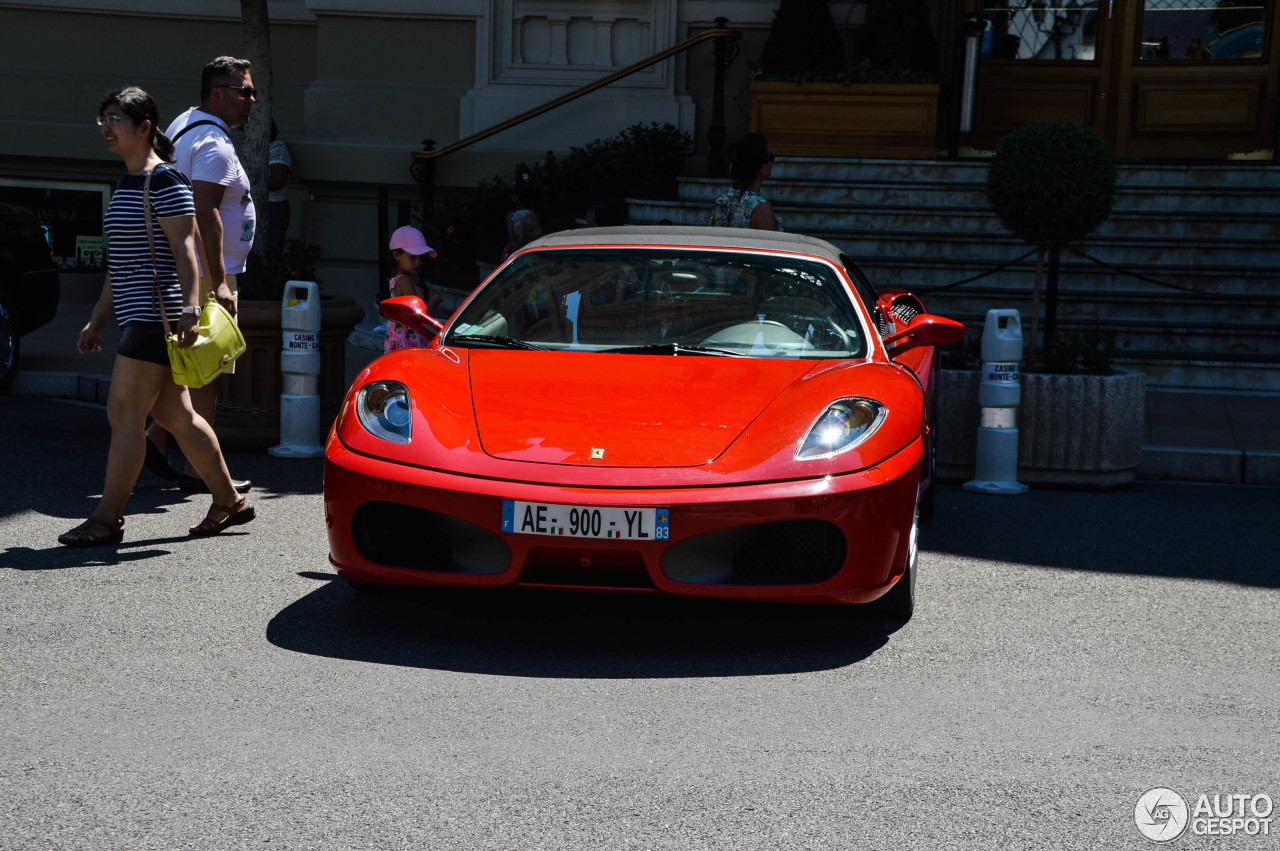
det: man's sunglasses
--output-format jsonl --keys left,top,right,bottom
{"left": 217, "top": 84, "right": 258, "bottom": 99}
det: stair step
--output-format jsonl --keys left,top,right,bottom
{"left": 629, "top": 158, "right": 1280, "bottom": 390}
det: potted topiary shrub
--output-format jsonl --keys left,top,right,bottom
{"left": 217, "top": 241, "right": 363, "bottom": 449}
{"left": 938, "top": 120, "right": 1144, "bottom": 488}
{"left": 749, "top": 0, "right": 941, "bottom": 158}
{"left": 986, "top": 119, "right": 1118, "bottom": 363}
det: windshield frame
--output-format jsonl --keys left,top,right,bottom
{"left": 443, "top": 245, "right": 872, "bottom": 361}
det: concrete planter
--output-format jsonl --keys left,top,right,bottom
{"left": 214, "top": 295, "right": 364, "bottom": 449}
{"left": 749, "top": 81, "right": 940, "bottom": 159}
{"left": 938, "top": 369, "right": 1146, "bottom": 488}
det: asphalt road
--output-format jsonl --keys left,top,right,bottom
{"left": 2, "top": 394, "right": 1277, "bottom": 850}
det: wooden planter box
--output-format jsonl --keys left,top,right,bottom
{"left": 937, "top": 369, "right": 1147, "bottom": 489}
{"left": 749, "top": 81, "right": 940, "bottom": 159}
{"left": 214, "top": 295, "right": 364, "bottom": 449}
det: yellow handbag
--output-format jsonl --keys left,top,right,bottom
{"left": 144, "top": 170, "right": 246, "bottom": 389}
{"left": 165, "top": 298, "right": 246, "bottom": 388}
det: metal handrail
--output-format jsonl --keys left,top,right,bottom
{"left": 412, "top": 24, "right": 739, "bottom": 163}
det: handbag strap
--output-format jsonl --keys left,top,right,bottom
{"left": 142, "top": 169, "right": 174, "bottom": 339}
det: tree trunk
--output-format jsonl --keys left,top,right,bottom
{"left": 241, "top": 0, "right": 272, "bottom": 256}
{"left": 1044, "top": 242, "right": 1061, "bottom": 351}
{"left": 1028, "top": 246, "right": 1044, "bottom": 367}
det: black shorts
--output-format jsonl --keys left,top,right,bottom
{"left": 117, "top": 321, "right": 170, "bottom": 367}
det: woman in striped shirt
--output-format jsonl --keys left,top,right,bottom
{"left": 59, "top": 86, "right": 254, "bottom": 547}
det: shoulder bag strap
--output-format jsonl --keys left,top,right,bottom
{"left": 143, "top": 170, "right": 174, "bottom": 339}
{"left": 171, "top": 119, "right": 229, "bottom": 144}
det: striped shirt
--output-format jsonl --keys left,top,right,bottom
{"left": 104, "top": 166, "right": 196, "bottom": 325}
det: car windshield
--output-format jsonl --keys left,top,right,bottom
{"left": 445, "top": 248, "right": 868, "bottom": 359}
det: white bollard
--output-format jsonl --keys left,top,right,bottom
{"left": 269, "top": 280, "right": 325, "bottom": 458}
{"left": 964, "top": 309, "right": 1029, "bottom": 495}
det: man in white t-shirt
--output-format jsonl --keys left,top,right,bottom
{"left": 146, "top": 56, "right": 255, "bottom": 493}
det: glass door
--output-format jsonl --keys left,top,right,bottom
{"left": 970, "top": 2, "right": 1119, "bottom": 144}
{"left": 969, "top": 0, "right": 1278, "bottom": 158}
{"left": 1111, "top": 0, "right": 1275, "bottom": 158}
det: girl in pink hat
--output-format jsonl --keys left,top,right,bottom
{"left": 384, "top": 225, "right": 439, "bottom": 353}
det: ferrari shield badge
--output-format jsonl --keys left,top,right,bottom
{"left": 591, "top": 448, "right": 605, "bottom": 459}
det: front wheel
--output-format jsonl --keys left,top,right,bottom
{"left": 875, "top": 510, "right": 918, "bottom": 621}
{"left": 918, "top": 430, "right": 937, "bottom": 524}
{"left": 0, "top": 293, "right": 19, "bottom": 393}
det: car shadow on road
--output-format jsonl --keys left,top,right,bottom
{"left": 267, "top": 575, "right": 900, "bottom": 678}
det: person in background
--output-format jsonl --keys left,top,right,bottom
{"left": 707, "top": 133, "right": 781, "bottom": 231}
{"left": 501, "top": 209, "right": 543, "bottom": 260}
{"left": 146, "top": 55, "right": 256, "bottom": 495}
{"left": 383, "top": 225, "right": 440, "bottom": 353}
{"left": 267, "top": 120, "right": 292, "bottom": 249}
{"left": 61, "top": 86, "right": 253, "bottom": 546}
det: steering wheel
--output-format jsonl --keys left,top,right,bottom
{"left": 702, "top": 319, "right": 809, "bottom": 351}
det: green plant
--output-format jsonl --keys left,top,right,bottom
{"left": 986, "top": 120, "right": 1118, "bottom": 365}
{"left": 857, "top": 0, "right": 939, "bottom": 79}
{"left": 1039, "top": 332, "right": 1125, "bottom": 376}
{"left": 433, "top": 122, "right": 692, "bottom": 274}
{"left": 240, "top": 241, "right": 323, "bottom": 302}
{"left": 758, "top": 0, "right": 845, "bottom": 79}
{"left": 987, "top": 120, "right": 1117, "bottom": 250}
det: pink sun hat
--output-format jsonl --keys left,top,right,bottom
{"left": 389, "top": 225, "right": 436, "bottom": 256}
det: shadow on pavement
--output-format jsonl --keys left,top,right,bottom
{"left": 0, "top": 396, "right": 323, "bottom": 524}
{"left": 0, "top": 537, "right": 188, "bottom": 571}
{"left": 267, "top": 574, "right": 898, "bottom": 678}
{"left": 925, "top": 483, "right": 1280, "bottom": 588}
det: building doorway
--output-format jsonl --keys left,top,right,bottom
{"left": 966, "top": 0, "right": 1279, "bottom": 159}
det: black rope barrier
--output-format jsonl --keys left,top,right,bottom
{"left": 914, "top": 249, "right": 1036, "bottom": 293}
{"left": 914, "top": 245, "right": 1220, "bottom": 298}
{"left": 1066, "top": 246, "right": 1213, "bottom": 296}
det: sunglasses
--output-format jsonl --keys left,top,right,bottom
{"left": 217, "top": 84, "right": 258, "bottom": 99}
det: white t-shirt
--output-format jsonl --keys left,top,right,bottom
{"left": 166, "top": 107, "right": 257, "bottom": 275}
{"left": 268, "top": 139, "right": 292, "bottom": 203}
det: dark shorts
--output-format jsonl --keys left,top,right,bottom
{"left": 117, "top": 321, "right": 170, "bottom": 367}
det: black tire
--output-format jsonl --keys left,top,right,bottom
{"left": 918, "top": 428, "right": 937, "bottom": 524}
{"left": 347, "top": 579, "right": 400, "bottom": 597}
{"left": 875, "top": 511, "right": 918, "bottom": 621}
{"left": 0, "top": 292, "right": 18, "bottom": 393}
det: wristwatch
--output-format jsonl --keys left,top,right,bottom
{"left": 181, "top": 305, "right": 202, "bottom": 317}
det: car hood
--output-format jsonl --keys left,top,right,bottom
{"left": 469, "top": 352, "right": 818, "bottom": 467}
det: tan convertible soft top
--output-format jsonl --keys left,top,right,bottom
{"left": 524, "top": 225, "right": 847, "bottom": 266}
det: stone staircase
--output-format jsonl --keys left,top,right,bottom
{"left": 628, "top": 158, "right": 1280, "bottom": 391}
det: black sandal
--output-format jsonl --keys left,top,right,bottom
{"left": 58, "top": 516, "right": 125, "bottom": 548}
{"left": 189, "top": 497, "right": 256, "bottom": 537}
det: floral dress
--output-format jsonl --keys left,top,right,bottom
{"left": 707, "top": 188, "right": 783, "bottom": 230}
{"left": 383, "top": 274, "right": 433, "bottom": 352}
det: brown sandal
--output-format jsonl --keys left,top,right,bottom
{"left": 58, "top": 516, "right": 125, "bottom": 548}
{"left": 189, "top": 497, "right": 256, "bottom": 537}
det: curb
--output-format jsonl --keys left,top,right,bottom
{"left": 12, "top": 369, "right": 113, "bottom": 404}
{"left": 1139, "top": 445, "right": 1280, "bottom": 487}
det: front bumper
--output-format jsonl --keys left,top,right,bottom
{"left": 324, "top": 437, "right": 922, "bottom": 606}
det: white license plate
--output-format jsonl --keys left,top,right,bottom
{"left": 502, "top": 500, "right": 670, "bottom": 541}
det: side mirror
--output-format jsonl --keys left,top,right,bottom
{"left": 883, "top": 314, "right": 965, "bottom": 358}
{"left": 379, "top": 295, "right": 445, "bottom": 339}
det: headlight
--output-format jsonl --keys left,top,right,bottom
{"left": 796, "top": 398, "right": 886, "bottom": 460}
{"left": 356, "top": 381, "right": 412, "bottom": 444}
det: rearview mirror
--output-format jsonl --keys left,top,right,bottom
{"left": 883, "top": 315, "right": 965, "bottom": 358}
{"left": 379, "top": 295, "right": 445, "bottom": 340}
